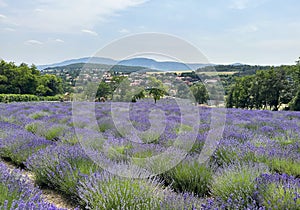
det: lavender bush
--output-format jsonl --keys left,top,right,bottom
{"left": 26, "top": 144, "right": 100, "bottom": 199}
{"left": 0, "top": 102, "right": 300, "bottom": 209}
{"left": 0, "top": 162, "right": 64, "bottom": 210}
{"left": 255, "top": 173, "right": 300, "bottom": 209}
{"left": 211, "top": 163, "right": 269, "bottom": 207}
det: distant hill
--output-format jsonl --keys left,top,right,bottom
{"left": 43, "top": 62, "right": 157, "bottom": 73}
{"left": 118, "top": 58, "right": 213, "bottom": 71}
{"left": 37, "top": 57, "right": 117, "bottom": 70}
{"left": 37, "top": 57, "right": 214, "bottom": 71}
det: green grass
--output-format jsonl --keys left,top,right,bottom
{"left": 174, "top": 124, "right": 193, "bottom": 134}
{"left": 11, "top": 144, "right": 49, "bottom": 166}
{"left": 78, "top": 175, "right": 163, "bottom": 210}
{"left": 25, "top": 122, "right": 65, "bottom": 140}
{"left": 29, "top": 111, "right": 49, "bottom": 120}
{"left": 98, "top": 122, "right": 114, "bottom": 132}
{"left": 264, "top": 158, "right": 300, "bottom": 177}
{"left": 211, "top": 164, "right": 268, "bottom": 205}
{"left": 25, "top": 122, "right": 38, "bottom": 134}
{"left": 212, "top": 147, "right": 238, "bottom": 167}
{"left": 164, "top": 160, "right": 212, "bottom": 196}
{"left": 44, "top": 126, "right": 65, "bottom": 140}
{"left": 106, "top": 145, "right": 132, "bottom": 162}
{"left": 139, "top": 132, "right": 161, "bottom": 144}
{"left": 0, "top": 183, "right": 19, "bottom": 209}
{"left": 259, "top": 183, "right": 300, "bottom": 209}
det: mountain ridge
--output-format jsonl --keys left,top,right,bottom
{"left": 37, "top": 57, "right": 216, "bottom": 71}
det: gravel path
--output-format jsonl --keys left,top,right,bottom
{"left": 1, "top": 158, "right": 78, "bottom": 210}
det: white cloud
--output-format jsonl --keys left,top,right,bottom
{"left": 25, "top": 39, "right": 43, "bottom": 45}
{"left": 119, "top": 28, "right": 130, "bottom": 34}
{"left": 54, "top": 38, "right": 64, "bottom": 43}
{"left": 0, "top": 14, "right": 7, "bottom": 20}
{"left": 81, "top": 29, "right": 98, "bottom": 36}
{"left": 11, "top": 0, "right": 147, "bottom": 33}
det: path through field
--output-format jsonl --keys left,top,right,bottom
{"left": 0, "top": 158, "right": 77, "bottom": 210}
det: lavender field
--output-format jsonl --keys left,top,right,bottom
{"left": 0, "top": 101, "right": 300, "bottom": 209}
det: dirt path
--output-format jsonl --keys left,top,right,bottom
{"left": 1, "top": 159, "right": 78, "bottom": 210}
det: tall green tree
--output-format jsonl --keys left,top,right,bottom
{"left": 37, "top": 74, "right": 63, "bottom": 96}
{"left": 190, "top": 83, "right": 209, "bottom": 104}
{"left": 147, "top": 87, "right": 167, "bottom": 103}
{"left": 96, "top": 81, "right": 111, "bottom": 100}
{"left": 109, "top": 76, "right": 126, "bottom": 100}
{"left": 226, "top": 67, "right": 292, "bottom": 110}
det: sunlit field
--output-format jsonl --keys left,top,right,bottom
{"left": 0, "top": 101, "right": 299, "bottom": 209}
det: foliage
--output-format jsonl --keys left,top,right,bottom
{"left": 147, "top": 87, "right": 167, "bottom": 103}
{"left": 227, "top": 67, "right": 293, "bottom": 110}
{"left": 0, "top": 60, "right": 63, "bottom": 96}
{"left": 255, "top": 173, "right": 300, "bottom": 210}
{"left": 96, "top": 81, "right": 111, "bottom": 100}
{"left": 0, "top": 162, "right": 62, "bottom": 209}
{"left": 264, "top": 158, "right": 300, "bottom": 177}
{"left": 0, "top": 94, "right": 39, "bottom": 102}
{"left": 1, "top": 101, "right": 300, "bottom": 209}
{"left": 26, "top": 144, "right": 99, "bottom": 198}
{"left": 211, "top": 163, "right": 268, "bottom": 206}
{"left": 190, "top": 82, "right": 209, "bottom": 104}
{"left": 77, "top": 172, "right": 164, "bottom": 209}
{"left": 289, "top": 89, "right": 300, "bottom": 111}
{"left": 36, "top": 74, "right": 63, "bottom": 96}
{"left": 164, "top": 159, "right": 212, "bottom": 196}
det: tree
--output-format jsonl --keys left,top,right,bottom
{"left": 289, "top": 90, "right": 300, "bottom": 111}
{"left": 147, "top": 87, "right": 167, "bottom": 103}
{"left": 96, "top": 81, "right": 111, "bottom": 101}
{"left": 0, "top": 60, "right": 43, "bottom": 94}
{"left": 176, "top": 83, "right": 191, "bottom": 99}
{"left": 226, "top": 67, "right": 292, "bottom": 110}
{"left": 37, "top": 74, "right": 63, "bottom": 96}
{"left": 109, "top": 76, "right": 126, "bottom": 100}
{"left": 132, "top": 89, "right": 145, "bottom": 102}
{"left": 190, "top": 83, "right": 209, "bottom": 104}
{"left": 226, "top": 90, "right": 234, "bottom": 108}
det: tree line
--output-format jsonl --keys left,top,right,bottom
{"left": 226, "top": 58, "right": 300, "bottom": 111}
{"left": 82, "top": 74, "right": 209, "bottom": 104}
{"left": 0, "top": 60, "right": 63, "bottom": 96}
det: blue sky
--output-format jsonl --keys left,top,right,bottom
{"left": 0, "top": 0, "right": 300, "bottom": 65}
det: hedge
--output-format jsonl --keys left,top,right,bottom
{"left": 0, "top": 94, "right": 63, "bottom": 103}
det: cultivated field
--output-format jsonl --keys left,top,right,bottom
{"left": 0, "top": 101, "right": 299, "bottom": 209}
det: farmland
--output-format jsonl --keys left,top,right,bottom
{"left": 0, "top": 100, "right": 300, "bottom": 209}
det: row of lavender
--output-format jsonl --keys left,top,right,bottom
{"left": 0, "top": 101, "right": 299, "bottom": 209}
{"left": 0, "top": 162, "right": 64, "bottom": 210}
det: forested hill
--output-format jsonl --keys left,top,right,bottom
{"left": 45, "top": 63, "right": 273, "bottom": 76}
{"left": 43, "top": 63, "right": 158, "bottom": 73}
